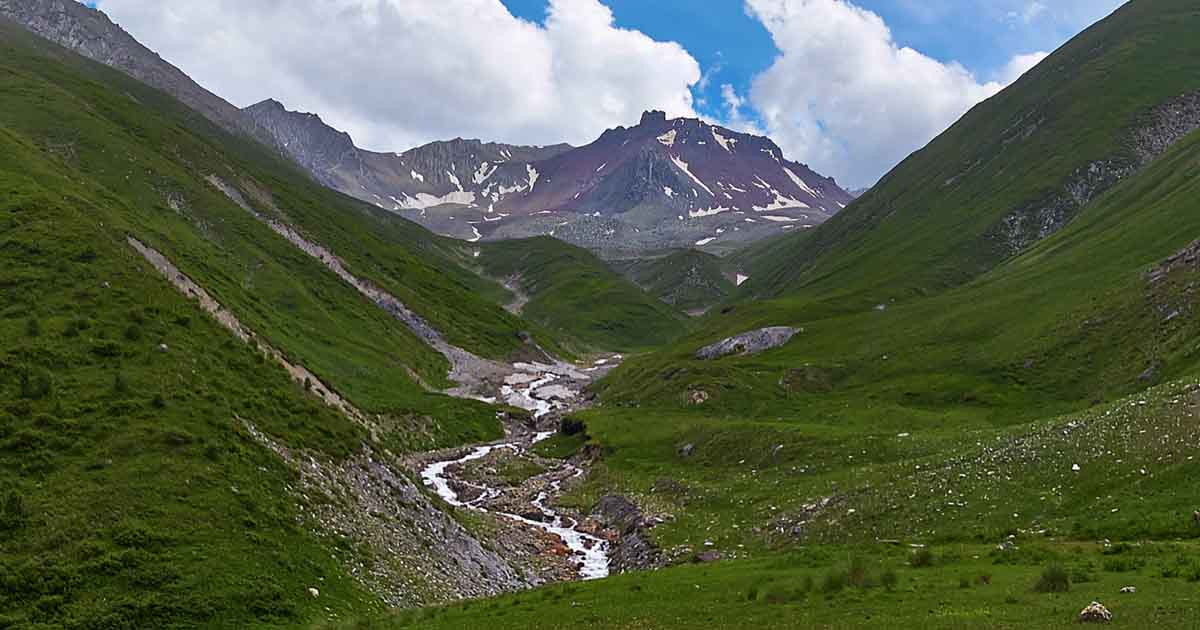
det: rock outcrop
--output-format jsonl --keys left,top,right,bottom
{"left": 992, "top": 90, "right": 1200, "bottom": 257}
{"left": 590, "top": 496, "right": 662, "bottom": 573}
{"left": 1078, "top": 601, "right": 1113, "bottom": 623}
{"left": 696, "top": 326, "right": 800, "bottom": 360}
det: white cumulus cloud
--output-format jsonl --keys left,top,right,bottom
{"left": 741, "top": 0, "right": 1057, "bottom": 188}
{"left": 93, "top": 0, "right": 701, "bottom": 151}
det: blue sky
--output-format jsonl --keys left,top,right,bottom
{"left": 500, "top": 0, "right": 1121, "bottom": 127}
{"left": 85, "top": 0, "right": 1124, "bottom": 188}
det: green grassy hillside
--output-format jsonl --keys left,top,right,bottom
{"left": 611, "top": 249, "right": 734, "bottom": 313}
{"left": 740, "top": 0, "right": 1200, "bottom": 306}
{"left": 476, "top": 237, "right": 689, "bottom": 351}
{"left": 0, "top": 18, "right": 594, "bottom": 451}
{"left": 1, "top": 110, "right": 379, "bottom": 628}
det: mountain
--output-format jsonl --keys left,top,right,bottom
{"left": 735, "top": 0, "right": 1200, "bottom": 305}
{"left": 0, "top": 1, "right": 851, "bottom": 257}
{"left": 248, "top": 102, "right": 853, "bottom": 257}
{"left": 0, "top": 0, "right": 279, "bottom": 151}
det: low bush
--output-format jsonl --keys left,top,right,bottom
{"left": 1033, "top": 564, "right": 1071, "bottom": 593}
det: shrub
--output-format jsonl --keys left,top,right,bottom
{"left": 25, "top": 317, "right": 41, "bottom": 338}
{"left": 880, "top": 568, "right": 899, "bottom": 591}
{"left": 124, "top": 324, "right": 143, "bottom": 342}
{"left": 847, "top": 557, "right": 869, "bottom": 588}
{"left": 911, "top": 548, "right": 936, "bottom": 568}
{"left": 0, "top": 490, "right": 28, "bottom": 531}
{"left": 1033, "top": 564, "right": 1071, "bottom": 593}
{"left": 19, "top": 368, "right": 52, "bottom": 400}
{"left": 113, "top": 372, "right": 130, "bottom": 395}
{"left": 959, "top": 576, "right": 972, "bottom": 589}
{"left": 560, "top": 416, "right": 587, "bottom": 436}
{"left": 821, "top": 570, "right": 846, "bottom": 594}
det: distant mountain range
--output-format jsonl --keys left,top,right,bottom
{"left": 249, "top": 103, "right": 853, "bottom": 257}
{"left": 1, "top": 0, "right": 852, "bottom": 257}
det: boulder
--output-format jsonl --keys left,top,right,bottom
{"left": 1078, "top": 601, "right": 1112, "bottom": 623}
{"left": 686, "top": 390, "right": 710, "bottom": 405}
{"left": 590, "top": 495, "right": 663, "bottom": 573}
{"left": 1120, "top": 586, "right": 1136, "bottom": 594}
{"left": 307, "top": 587, "right": 320, "bottom": 598}
{"left": 695, "top": 327, "right": 800, "bottom": 360}
{"left": 678, "top": 443, "right": 696, "bottom": 458}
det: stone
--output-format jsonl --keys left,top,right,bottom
{"left": 695, "top": 550, "right": 722, "bottom": 563}
{"left": 686, "top": 390, "right": 710, "bottom": 405}
{"left": 695, "top": 327, "right": 800, "bottom": 360}
{"left": 678, "top": 443, "right": 696, "bottom": 457}
{"left": 1078, "top": 601, "right": 1112, "bottom": 623}
{"left": 307, "top": 587, "right": 320, "bottom": 598}
{"left": 1120, "top": 586, "right": 1136, "bottom": 594}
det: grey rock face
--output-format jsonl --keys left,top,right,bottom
{"left": 695, "top": 326, "right": 800, "bottom": 360}
{"left": 590, "top": 496, "right": 663, "bottom": 573}
{"left": 991, "top": 90, "right": 1200, "bottom": 257}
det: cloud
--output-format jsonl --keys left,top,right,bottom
{"left": 741, "top": 0, "right": 1051, "bottom": 188}
{"left": 998, "top": 51, "right": 1049, "bottom": 83}
{"left": 1019, "top": 1, "right": 1047, "bottom": 24}
{"left": 93, "top": 0, "right": 701, "bottom": 151}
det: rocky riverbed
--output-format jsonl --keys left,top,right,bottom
{"left": 414, "top": 355, "right": 623, "bottom": 583}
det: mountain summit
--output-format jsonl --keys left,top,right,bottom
{"left": 248, "top": 101, "right": 853, "bottom": 256}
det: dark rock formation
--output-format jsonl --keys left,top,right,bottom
{"left": 590, "top": 495, "right": 662, "bottom": 573}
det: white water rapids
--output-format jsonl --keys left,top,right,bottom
{"left": 420, "top": 431, "right": 610, "bottom": 580}
{"left": 419, "top": 358, "right": 619, "bottom": 581}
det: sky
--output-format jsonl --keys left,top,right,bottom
{"left": 87, "top": 0, "right": 1125, "bottom": 189}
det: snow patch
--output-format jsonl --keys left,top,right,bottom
{"left": 783, "top": 166, "right": 821, "bottom": 198}
{"left": 657, "top": 130, "right": 677, "bottom": 147}
{"left": 664, "top": 186, "right": 675, "bottom": 198}
{"left": 473, "top": 162, "right": 498, "bottom": 185}
{"left": 394, "top": 190, "right": 477, "bottom": 210}
{"left": 695, "top": 237, "right": 717, "bottom": 246}
{"left": 736, "top": 274, "right": 750, "bottom": 286}
{"left": 670, "top": 155, "right": 714, "bottom": 197}
{"left": 762, "top": 215, "right": 798, "bottom": 222}
{"left": 410, "top": 169, "right": 425, "bottom": 182}
{"left": 526, "top": 165, "right": 540, "bottom": 193}
{"left": 689, "top": 205, "right": 731, "bottom": 218}
{"left": 712, "top": 128, "right": 737, "bottom": 153}
{"left": 754, "top": 189, "right": 811, "bottom": 212}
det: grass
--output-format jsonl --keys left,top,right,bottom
{"left": 337, "top": 542, "right": 1200, "bottom": 629}
{"left": 0, "top": 20, "right": 520, "bottom": 452}
{"left": 0, "top": 129, "right": 379, "bottom": 627}
{"left": 610, "top": 248, "right": 734, "bottom": 313}
{"left": 477, "top": 237, "right": 690, "bottom": 352}
{"left": 7, "top": 1, "right": 1200, "bottom": 628}
{"left": 738, "top": 0, "right": 1200, "bottom": 303}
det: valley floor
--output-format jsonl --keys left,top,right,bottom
{"left": 331, "top": 372, "right": 1200, "bottom": 628}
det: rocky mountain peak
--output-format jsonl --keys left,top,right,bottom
{"left": 640, "top": 110, "right": 668, "bottom": 126}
